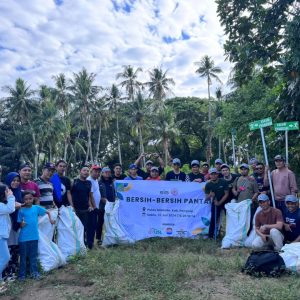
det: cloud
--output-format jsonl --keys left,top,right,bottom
{"left": 0, "top": 0, "right": 231, "bottom": 98}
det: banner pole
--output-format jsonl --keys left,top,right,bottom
{"left": 285, "top": 130, "right": 289, "bottom": 166}
{"left": 260, "top": 128, "right": 276, "bottom": 208}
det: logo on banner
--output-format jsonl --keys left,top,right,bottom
{"left": 116, "top": 182, "right": 133, "bottom": 192}
{"left": 148, "top": 228, "right": 162, "bottom": 235}
{"left": 166, "top": 227, "right": 173, "bottom": 235}
{"left": 176, "top": 229, "right": 188, "bottom": 237}
{"left": 170, "top": 188, "right": 178, "bottom": 196}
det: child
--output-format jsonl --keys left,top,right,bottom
{"left": 17, "top": 191, "right": 54, "bottom": 280}
{"left": 0, "top": 184, "right": 19, "bottom": 283}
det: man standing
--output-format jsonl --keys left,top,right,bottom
{"left": 87, "top": 165, "right": 102, "bottom": 248}
{"left": 124, "top": 164, "right": 143, "bottom": 180}
{"left": 252, "top": 194, "right": 284, "bottom": 251}
{"left": 220, "top": 164, "right": 239, "bottom": 203}
{"left": 201, "top": 162, "right": 210, "bottom": 181}
{"left": 186, "top": 160, "right": 205, "bottom": 182}
{"left": 19, "top": 163, "right": 40, "bottom": 204}
{"left": 71, "top": 165, "right": 95, "bottom": 249}
{"left": 251, "top": 162, "right": 269, "bottom": 195}
{"left": 53, "top": 160, "right": 73, "bottom": 207}
{"left": 34, "top": 162, "right": 56, "bottom": 209}
{"left": 205, "top": 168, "right": 229, "bottom": 239}
{"left": 232, "top": 164, "right": 259, "bottom": 203}
{"left": 146, "top": 167, "right": 161, "bottom": 180}
{"left": 282, "top": 195, "right": 300, "bottom": 243}
{"left": 249, "top": 158, "right": 258, "bottom": 176}
{"left": 165, "top": 158, "right": 187, "bottom": 181}
{"left": 134, "top": 153, "right": 164, "bottom": 180}
{"left": 271, "top": 155, "right": 298, "bottom": 212}
{"left": 214, "top": 158, "right": 223, "bottom": 178}
{"left": 112, "top": 163, "right": 126, "bottom": 181}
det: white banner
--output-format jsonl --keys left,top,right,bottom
{"left": 114, "top": 180, "right": 211, "bottom": 241}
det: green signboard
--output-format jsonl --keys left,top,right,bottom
{"left": 249, "top": 117, "right": 272, "bottom": 131}
{"left": 274, "top": 121, "right": 299, "bottom": 131}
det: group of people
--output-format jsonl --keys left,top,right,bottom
{"left": 0, "top": 151, "right": 299, "bottom": 285}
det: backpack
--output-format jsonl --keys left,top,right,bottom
{"left": 242, "top": 250, "right": 286, "bottom": 277}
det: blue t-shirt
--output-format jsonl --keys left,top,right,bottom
{"left": 283, "top": 208, "right": 300, "bottom": 242}
{"left": 18, "top": 205, "right": 47, "bottom": 242}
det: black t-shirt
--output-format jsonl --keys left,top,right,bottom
{"left": 187, "top": 172, "right": 205, "bottom": 182}
{"left": 165, "top": 171, "right": 186, "bottom": 182}
{"left": 205, "top": 178, "right": 229, "bottom": 201}
{"left": 137, "top": 167, "right": 164, "bottom": 180}
{"left": 60, "top": 176, "right": 71, "bottom": 206}
{"left": 112, "top": 174, "right": 127, "bottom": 180}
{"left": 223, "top": 173, "right": 239, "bottom": 202}
{"left": 282, "top": 208, "right": 300, "bottom": 242}
{"left": 71, "top": 179, "right": 92, "bottom": 210}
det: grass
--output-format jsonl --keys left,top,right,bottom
{"left": 2, "top": 238, "right": 300, "bottom": 300}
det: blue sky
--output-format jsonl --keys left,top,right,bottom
{"left": 0, "top": 0, "right": 231, "bottom": 98}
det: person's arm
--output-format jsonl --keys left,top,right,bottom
{"left": 134, "top": 153, "right": 145, "bottom": 167}
{"left": 46, "top": 211, "right": 55, "bottom": 224}
{"left": 89, "top": 192, "right": 95, "bottom": 210}
{"left": 67, "top": 190, "right": 74, "bottom": 207}
{"left": 232, "top": 178, "right": 238, "bottom": 196}
{"left": 215, "top": 190, "right": 229, "bottom": 206}
{"left": 261, "top": 221, "right": 283, "bottom": 232}
{"left": 292, "top": 235, "right": 300, "bottom": 243}
{"left": 154, "top": 153, "right": 165, "bottom": 168}
{"left": 0, "top": 191, "right": 15, "bottom": 214}
{"left": 99, "top": 182, "right": 108, "bottom": 203}
{"left": 288, "top": 171, "right": 298, "bottom": 196}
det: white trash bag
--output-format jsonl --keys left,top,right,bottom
{"left": 280, "top": 243, "right": 300, "bottom": 273}
{"left": 57, "top": 205, "right": 86, "bottom": 260}
{"left": 244, "top": 206, "right": 262, "bottom": 248}
{"left": 102, "top": 201, "right": 134, "bottom": 247}
{"left": 38, "top": 211, "right": 66, "bottom": 272}
{"left": 222, "top": 199, "right": 252, "bottom": 249}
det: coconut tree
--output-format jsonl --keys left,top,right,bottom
{"left": 145, "top": 67, "right": 175, "bottom": 112}
{"left": 195, "top": 55, "right": 222, "bottom": 162}
{"left": 116, "top": 65, "right": 143, "bottom": 101}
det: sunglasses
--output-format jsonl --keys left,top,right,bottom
{"left": 256, "top": 167, "right": 263, "bottom": 170}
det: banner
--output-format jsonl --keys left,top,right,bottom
{"left": 114, "top": 180, "right": 211, "bottom": 241}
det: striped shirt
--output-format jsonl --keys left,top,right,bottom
{"left": 34, "top": 177, "right": 54, "bottom": 207}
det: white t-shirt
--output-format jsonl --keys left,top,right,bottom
{"left": 87, "top": 176, "right": 101, "bottom": 208}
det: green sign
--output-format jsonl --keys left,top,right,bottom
{"left": 249, "top": 117, "right": 272, "bottom": 131}
{"left": 274, "top": 121, "right": 299, "bottom": 131}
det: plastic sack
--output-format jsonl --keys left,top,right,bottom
{"left": 102, "top": 201, "right": 134, "bottom": 247}
{"left": 221, "top": 199, "right": 252, "bottom": 249}
{"left": 280, "top": 243, "right": 300, "bottom": 273}
{"left": 244, "top": 206, "right": 262, "bottom": 248}
{"left": 38, "top": 210, "right": 65, "bottom": 272}
{"left": 57, "top": 205, "right": 86, "bottom": 260}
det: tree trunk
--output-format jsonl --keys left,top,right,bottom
{"left": 222, "top": 139, "right": 227, "bottom": 164}
{"left": 95, "top": 119, "right": 102, "bottom": 163}
{"left": 163, "top": 136, "right": 169, "bottom": 166}
{"left": 116, "top": 111, "right": 122, "bottom": 164}
{"left": 138, "top": 123, "right": 145, "bottom": 167}
{"left": 206, "top": 76, "right": 212, "bottom": 163}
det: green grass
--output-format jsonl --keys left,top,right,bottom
{"left": 2, "top": 238, "right": 300, "bottom": 300}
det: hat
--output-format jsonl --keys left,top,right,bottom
{"left": 145, "top": 160, "right": 153, "bottom": 165}
{"left": 258, "top": 194, "right": 269, "bottom": 201}
{"left": 274, "top": 155, "right": 285, "bottom": 161}
{"left": 220, "top": 164, "right": 230, "bottom": 170}
{"left": 102, "top": 167, "right": 111, "bottom": 172}
{"left": 43, "top": 162, "right": 55, "bottom": 170}
{"left": 202, "top": 162, "right": 209, "bottom": 167}
{"left": 285, "top": 195, "right": 298, "bottom": 203}
{"left": 208, "top": 167, "right": 218, "bottom": 174}
{"left": 150, "top": 166, "right": 159, "bottom": 172}
{"left": 215, "top": 158, "right": 223, "bottom": 164}
{"left": 191, "top": 160, "right": 200, "bottom": 166}
{"left": 19, "top": 162, "right": 32, "bottom": 170}
{"left": 129, "top": 164, "right": 137, "bottom": 169}
{"left": 249, "top": 158, "right": 258, "bottom": 165}
{"left": 172, "top": 158, "right": 181, "bottom": 165}
{"left": 240, "top": 163, "right": 249, "bottom": 170}
{"left": 91, "top": 165, "right": 102, "bottom": 170}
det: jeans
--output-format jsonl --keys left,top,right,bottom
{"left": 87, "top": 210, "right": 97, "bottom": 249}
{"left": 75, "top": 209, "right": 89, "bottom": 246}
{"left": 96, "top": 209, "right": 105, "bottom": 242}
{"left": 0, "top": 238, "right": 10, "bottom": 280}
{"left": 208, "top": 203, "right": 224, "bottom": 238}
{"left": 19, "top": 240, "right": 39, "bottom": 278}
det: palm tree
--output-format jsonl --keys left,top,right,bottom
{"left": 69, "top": 68, "right": 100, "bottom": 162}
{"left": 52, "top": 73, "right": 72, "bottom": 160}
{"left": 145, "top": 67, "right": 175, "bottom": 112}
{"left": 106, "top": 84, "right": 123, "bottom": 164}
{"left": 3, "top": 78, "right": 40, "bottom": 176}
{"left": 116, "top": 65, "right": 143, "bottom": 101}
{"left": 195, "top": 55, "right": 222, "bottom": 162}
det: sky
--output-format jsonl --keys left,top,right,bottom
{"left": 0, "top": 0, "right": 231, "bottom": 98}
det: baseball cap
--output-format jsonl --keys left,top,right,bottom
{"left": 249, "top": 158, "right": 258, "bottom": 165}
{"left": 215, "top": 158, "right": 223, "bottom": 164}
{"left": 172, "top": 158, "right": 181, "bottom": 165}
{"left": 240, "top": 163, "right": 249, "bottom": 170}
{"left": 145, "top": 160, "right": 154, "bottom": 165}
{"left": 285, "top": 195, "right": 298, "bottom": 203}
{"left": 191, "top": 160, "right": 200, "bottom": 166}
{"left": 258, "top": 194, "right": 269, "bottom": 201}
{"left": 102, "top": 167, "right": 111, "bottom": 172}
{"left": 129, "top": 164, "right": 137, "bottom": 169}
{"left": 150, "top": 166, "right": 159, "bottom": 172}
{"left": 19, "top": 162, "right": 32, "bottom": 170}
{"left": 202, "top": 162, "right": 209, "bottom": 167}
{"left": 91, "top": 165, "right": 102, "bottom": 170}
{"left": 274, "top": 155, "right": 285, "bottom": 161}
{"left": 220, "top": 164, "right": 230, "bottom": 170}
{"left": 43, "top": 162, "right": 55, "bottom": 170}
{"left": 208, "top": 167, "right": 218, "bottom": 174}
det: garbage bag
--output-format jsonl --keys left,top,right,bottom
{"left": 280, "top": 242, "right": 300, "bottom": 273}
